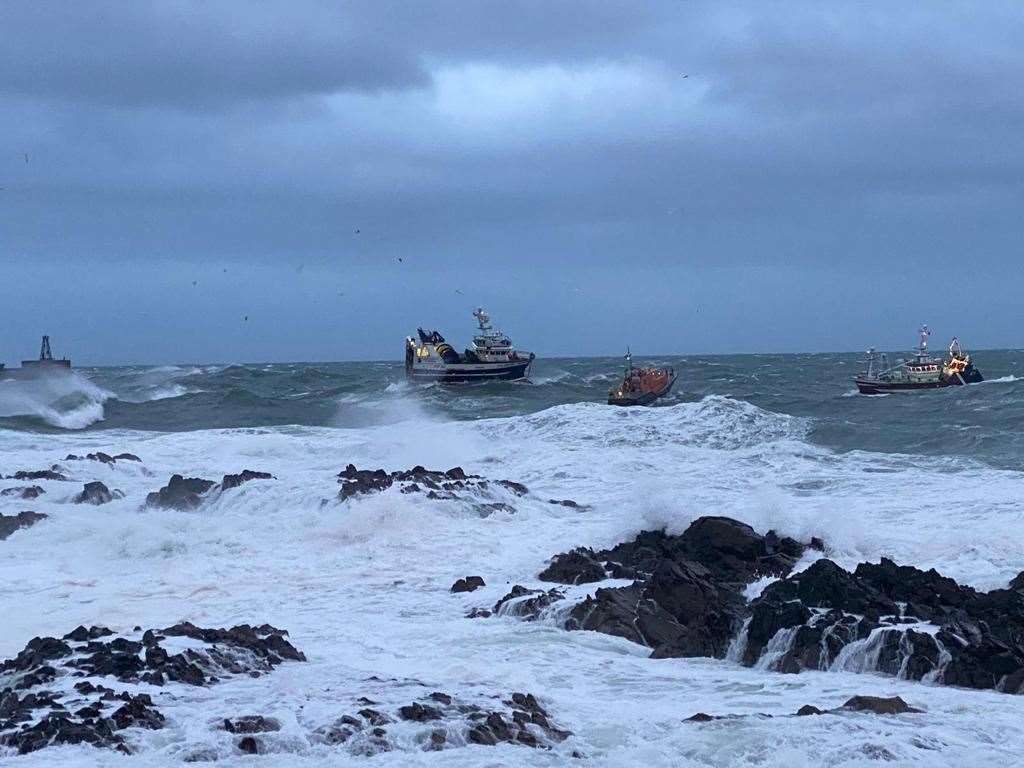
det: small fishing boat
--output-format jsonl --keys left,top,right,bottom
{"left": 405, "top": 308, "right": 534, "bottom": 383}
{"left": 854, "top": 326, "right": 983, "bottom": 395}
{"left": 608, "top": 351, "right": 676, "bottom": 406}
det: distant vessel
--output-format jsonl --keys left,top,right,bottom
{"left": 854, "top": 326, "right": 983, "bottom": 395}
{"left": 1, "top": 336, "right": 72, "bottom": 379}
{"left": 405, "top": 308, "right": 534, "bottom": 383}
{"left": 608, "top": 350, "right": 676, "bottom": 406}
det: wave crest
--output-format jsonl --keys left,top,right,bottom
{"left": 0, "top": 373, "right": 112, "bottom": 429}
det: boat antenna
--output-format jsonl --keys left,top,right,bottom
{"left": 624, "top": 347, "right": 632, "bottom": 373}
{"left": 917, "top": 324, "right": 930, "bottom": 355}
{"left": 473, "top": 307, "right": 491, "bottom": 332}
{"left": 39, "top": 335, "right": 53, "bottom": 361}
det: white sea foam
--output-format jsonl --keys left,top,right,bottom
{"left": 0, "top": 372, "right": 112, "bottom": 428}
{"left": 2, "top": 397, "right": 1024, "bottom": 765}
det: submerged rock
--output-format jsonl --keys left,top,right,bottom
{"left": 65, "top": 452, "right": 141, "bottom": 465}
{"left": 223, "top": 715, "right": 281, "bottom": 734}
{"left": 10, "top": 469, "right": 67, "bottom": 482}
{"left": 0, "top": 511, "right": 47, "bottom": 540}
{"left": 0, "top": 485, "right": 45, "bottom": 499}
{"left": 220, "top": 469, "right": 273, "bottom": 491}
{"left": 145, "top": 474, "right": 216, "bottom": 510}
{"left": 451, "top": 576, "right": 486, "bottom": 593}
{"left": 337, "top": 464, "right": 529, "bottom": 505}
{"left": 74, "top": 481, "right": 122, "bottom": 505}
{"left": 492, "top": 585, "right": 565, "bottom": 621}
{"left": 319, "top": 690, "right": 569, "bottom": 755}
{"left": 841, "top": 695, "right": 922, "bottom": 715}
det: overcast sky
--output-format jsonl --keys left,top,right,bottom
{"left": 1, "top": 1, "right": 1021, "bottom": 365}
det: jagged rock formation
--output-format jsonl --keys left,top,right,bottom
{"left": 145, "top": 475, "right": 216, "bottom": 510}
{"left": 451, "top": 576, "right": 486, "bottom": 593}
{"left": 8, "top": 470, "right": 67, "bottom": 482}
{"left": 145, "top": 470, "right": 275, "bottom": 510}
{"left": 220, "top": 469, "right": 273, "bottom": 491}
{"left": 0, "top": 512, "right": 47, "bottom": 541}
{"left": 74, "top": 481, "right": 123, "bottom": 505}
{"left": 64, "top": 452, "right": 141, "bottom": 465}
{"left": 735, "top": 557, "right": 1024, "bottom": 693}
{"left": 528, "top": 517, "right": 811, "bottom": 659}
{"left": 309, "top": 690, "right": 570, "bottom": 756}
{"left": 0, "top": 623, "right": 305, "bottom": 755}
{"left": 490, "top": 516, "right": 1024, "bottom": 695}
{"left": 337, "top": 464, "right": 545, "bottom": 515}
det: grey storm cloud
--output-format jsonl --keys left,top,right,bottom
{"left": 1, "top": 1, "right": 1023, "bottom": 363}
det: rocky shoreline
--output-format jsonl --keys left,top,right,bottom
{"left": 472, "top": 515, "right": 1024, "bottom": 695}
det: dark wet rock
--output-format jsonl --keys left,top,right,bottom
{"left": 318, "top": 691, "right": 569, "bottom": 754}
{"left": 593, "top": 517, "right": 806, "bottom": 587}
{"left": 145, "top": 474, "right": 216, "bottom": 510}
{"left": 742, "top": 557, "right": 1024, "bottom": 694}
{"left": 237, "top": 736, "right": 260, "bottom": 754}
{"left": 1, "top": 485, "right": 44, "bottom": 499}
{"left": 64, "top": 625, "right": 114, "bottom": 642}
{"left": 11, "top": 469, "right": 67, "bottom": 481}
{"left": 539, "top": 548, "right": 607, "bottom": 585}
{"left": 111, "top": 695, "right": 166, "bottom": 730}
{"left": 796, "top": 705, "right": 825, "bottom": 716}
{"left": 64, "top": 451, "right": 142, "bottom": 465}
{"left": 338, "top": 465, "right": 393, "bottom": 500}
{"left": 528, "top": 516, "right": 812, "bottom": 658}
{"left": 451, "top": 576, "right": 485, "bottom": 593}
{"left": 570, "top": 557, "right": 746, "bottom": 659}
{"left": 74, "top": 481, "right": 122, "bottom": 505}
{"left": 398, "top": 702, "right": 442, "bottom": 722}
{"left": 841, "top": 696, "right": 922, "bottom": 715}
{"left": 224, "top": 715, "right": 281, "bottom": 733}
{"left": 493, "top": 585, "right": 565, "bottom": 620}
{"left": 358, "top": 708, "right": 391, "bottom": 726}
{"left": 0, "top": 622, "right": 305, "bottom": 754}
{"left": 1010, "top": 571, "right": 1024, "bottom": 593}
{"left": 474, "top": 501, "right": 516, "bottom": 516}
{"left": 2, "top": 711, "right": 130, "bottom": 755}
{"left": 685, "top": 712, "right": 718, "bottom": 722}
{"left": 337, "top": 464, "right": 529, "bottom": 506}
{"left": 548, "top": 498, "right": 583, "bottom": 508}
{"left": 0, "top": 511, "right": 47, "bottom": 540}
{"left": 220, "top": 469, "right": 274, "bottom": 492}
{"left": 497, "top": 480, "right": 528, "bottom": 496}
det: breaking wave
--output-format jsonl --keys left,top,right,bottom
{"left": 0, "top": 373, "right": 112, "bottom": 430}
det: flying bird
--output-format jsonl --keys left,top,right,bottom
{"left": 397, "top": 257, "right": 403, "bottom": 263}
{"left": 354, "top": 229, "right": 360, "bottom": 234}
{"left": 455, "top": 289, "right": 463, "bottom": 295}
{"left": 192, "top": 280, "right": 197, "bottom": 286}
{"left": 681, "top": 74, "right": 688, "bottom": 79}
{"left": 23, "top": 153, "right": 29, "bottom": 164}
{"left": 243, "top": 315, "right": 249, "bottom": 322}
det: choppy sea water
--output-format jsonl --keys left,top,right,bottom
{"left": 1, "top": 351, "right": 1023, "bottom": 766}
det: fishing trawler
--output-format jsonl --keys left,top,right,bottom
{"left": 608, "top": 350, "right": 676, "bottom": 406}
{"left": 854, "top": 326, "right": 983, "bottom": 395}
{"left": 405, "top": 308, "right": 534, "bottom": 383}
{"left": 0, "top": 336, "right": 72, "bottom": 379}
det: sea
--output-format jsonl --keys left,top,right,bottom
{"left": 1, "top": 351, "right": 1023, "bottom": 766}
